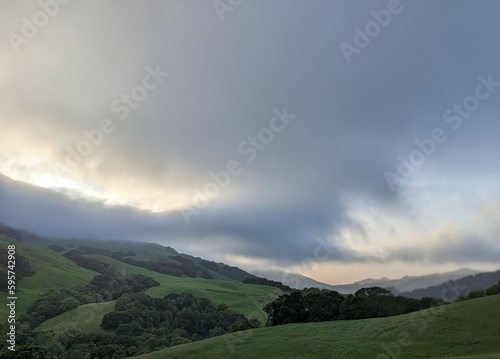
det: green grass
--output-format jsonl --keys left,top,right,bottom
{"left": 36, "top": 301, "right": 116, "bottom": 333}
{"left": 84, "top": 254, "right": 282, "bottom": 320}
{"left": 3, "top": 236, "right": 500, "bottom": 358}
{"left": 131, "top": 295, "right": 500, "bottom": 359}
{"left": 0, "top": 236, "right": 99, "bottom": 321}
{"left": 1, "top": 235, "right": 281, "bottom": 331}
{"left": 34, "top": 253, "right": 281, "bottom": 333}
{"left": 444, "top": 354, "right": 500, "bottom": 359}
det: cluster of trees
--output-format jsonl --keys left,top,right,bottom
{"left": 76, "top": 245, "right": 137, "bottom": 259}
{"left": 198, "top": 259, "right": 254, "bottom": 281}
{"left": 63, "top": 249, "right": 120, "bottom": 276}
{"left": 121, "top": 256, "right": 261, "bottom": 281}
{"left": 73, "top": 245, "right": 255, "bottom": 282}
{"left": 264, "top": 287, "right": 442, "bottom": 326}
{"left": 24, "top": 274, "right": 159, "bottom": 328}
{"left": 0, "top": 250, "right": 35, "bottom": 292}
{"left": 1, "top": 292, "right": 260, "bottom": 359}
{"left": 457, "top": 280, "right": 500, "bottom": 301}
{"left": 0, "top": 326, "right": 142, "bottom": 359}
{"left": 243, "top": 277, "right": 293, "bottom": 292}
{"left": 102, "top": 292, "right": 260, "bottom": 340}
{"left": 120, "top": 256, "right": 213, "bottom": 279}
{"left": 71, "top": 245, "right": 214, "bottom": 279}
{"left": 48, "top": 244, "right": 66, "bottom": 252}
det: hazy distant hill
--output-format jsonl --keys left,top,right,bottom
{"left": 253, "top": 268, "right": 481, "bottom": 294}
{"left": 400, "top": 270, "right": 500, "bottom": 301}
{"left": 0, "top": 221, "right": 21, "bottom": 241}
{"left": 336, "top": 268, "right": 481, "bottom": 294}
{"left": 250, "top": 268, "right": 339, "bottom": 290}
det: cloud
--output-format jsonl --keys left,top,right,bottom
{"left": 386, "top": 235, "right": 500, "bottom": 264}
{"left": 1, "top": 1, "right": 500, "bottom": 274}
{"left": 0, "top": 174, "right": 364, "bottom": 264}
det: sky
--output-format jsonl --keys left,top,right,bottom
{"left": 1, "top": 0, "right": 500, "bottom": 284}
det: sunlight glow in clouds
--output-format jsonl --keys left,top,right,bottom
{"left": 0, "top": 155, "right": 192, "bottom": 213}
{"left": 1, "top": 1, "right": 500, "bottom": 283}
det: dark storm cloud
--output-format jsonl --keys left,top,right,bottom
{"left": 386, "top": 236, "right": 500, "bottom": 264}
{"left": 0, "top": 174, "right": 365, "bottom": 263}
{"left": 1, "top": 1, "right": 500, "bottom": 266}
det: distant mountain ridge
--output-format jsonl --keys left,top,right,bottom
{"left": 400, "top": 270, "right": 500, "bottom": 301}
{"left": 250, "top": 268, "right": 336, "bottom": 291}
{"left": 336, "top": 268, "right": 481, "bottom": 294}
{"left": 252, "top": 268, "right": 482, "bottom": 294}
{"left": 1, "top": 221, "right": 494, "bottom": 301}
{"left": 352, "top": 277, "right": 390, "bottom": 285}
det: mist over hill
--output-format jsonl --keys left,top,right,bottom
{"left": 401, "top": 270, "right": 500, "bottom": 301}
{"left": 252, "top": 267, "right": 481, "bottom": 294}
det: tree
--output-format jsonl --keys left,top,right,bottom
{"left": 339, "top": 295, "right": 372, "bottom": 320}
{"left": 101, "top": 312, "right": 126, "bottom": 330}
{"left": 302, "top": 291, "right": 343, "bottom": 322}
{"left": 355, "top": 286, "right": 393, "bottom": 297}
{"left": 486, "top": 280, "right": 500, "bottom": 296}
{"left": 468, "top": 289, "right": 486, "bottom": 299}
{"left": 48, "top": 244, "right": 65, "bottom": 252}
{"left": 59, "top": 297, "right": 80, "bottom": 312}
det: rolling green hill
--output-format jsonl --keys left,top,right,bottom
{"left": 131, "top": 295, "right": 500, "bottom": 359}
{"left": 42, "top": 237, "right": 255, "bottom": 281}
{"left": 0, "top": 235, "right": 99, "bottom": 319}
{"left": 36, "top": 301, "right": 116, "bottom": 333}
{"left": 2, "top": 230, "right": 500, "bottom": 359}
{"left": 83, "top": 254, "right": 282, "bottom": 320}
{"left": 1, "top": 233, "right": 282, "bottom": 324}
{"left": 33, "top": 254, "right": 281, "bottom": 333}
{"left": 1, "top": 234, "right": 283, "bottom": 338}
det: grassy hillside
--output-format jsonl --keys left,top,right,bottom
{"left": 32, "top": 236, "right": 199, "bottom": 264}
{"left": 47, "top": 238, "right": 179, "bottom": 262}
{"left": 132, "top": 295, "right": 500, "bottom": 359}
{"left": 36, "top": 301, "right": 116, "bottom": 333}
{"left": 42, "top": 237, "right": 254, "bottom": 281}
{"left": 0, "top": 236, "right": 98, "bottom": 320}
{"left": 34, "top": 253, "right": 281, "bottom": 333}
{"left": 1, "top": 233, "right": 282, "bottom": 332}
{"left": 84, "top": 254, "right": 282, "bottom": 320}
{"left": 2, "top": 231, "right": 499, "bottom": 359}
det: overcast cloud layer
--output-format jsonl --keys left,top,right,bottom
{"left": 1, "top": 1, "right": 500, "bottom": 282}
